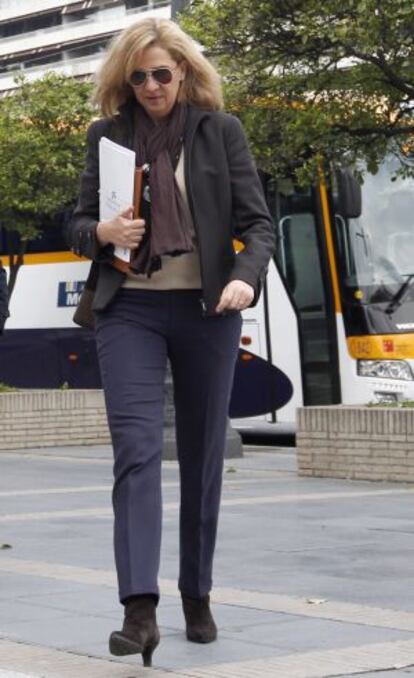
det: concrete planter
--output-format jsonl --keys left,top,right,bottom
{"left": 297, "top": 405, "right": 414, "bottom": 482}
{"left": 0, "top": 389, "right": 242, "bottom": 458}
{"left": 0, "top": 389, "right": 110, "bottom": 451}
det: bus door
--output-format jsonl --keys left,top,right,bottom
{"left": 267, "top": 178, "right": 341, "bottom": 405}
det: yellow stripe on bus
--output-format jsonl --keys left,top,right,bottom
{"left": 319, "top": 182, "right": 342, "bottom": 313}
{"left": 348, "top": 334, "right": 414, "bottom": 360}
{"left": 1, "top": 251, "right": 88, "bottom": 265}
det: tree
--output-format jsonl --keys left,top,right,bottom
{"left": 181, "top": 0, "right": 414, "bottom": 182}
{"left": 0, "top": 73, "right": 95, "bottom": 296}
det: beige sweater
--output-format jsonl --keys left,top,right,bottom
{"left": 122, "top": 150, "right": 202, "bottom": 290}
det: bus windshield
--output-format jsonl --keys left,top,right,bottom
{"left": 335, "top": 155, "right": 414, "bottom": 305}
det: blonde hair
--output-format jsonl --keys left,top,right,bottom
{"left": 94, "top": 17, "right": 224, "bottom": 117}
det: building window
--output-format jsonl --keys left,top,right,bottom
{"left": 65, "top": 39, "right": 111, "bottom": 59}
{"left": 0, "top": 12, "right": 62, "bottom": 39}
{"left": 125, "top": 0, "right": 149, "bottom": 9}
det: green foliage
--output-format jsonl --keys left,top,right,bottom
{"left": 0, "top": 383, "right": 17, "bottom": 392}
{"left": 0, "top": 73, "right": 95, "bottom": 293}
{"left": 368, "top": 400, "right": 414, "bottom": 407}
{"left": 182, "top": 0, "right": 414, "bottom": 183}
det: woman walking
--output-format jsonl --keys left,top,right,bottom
{"left": 69, "top": 17, "right": 275, "bottom": 667}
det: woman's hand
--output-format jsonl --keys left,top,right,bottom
{"left": 96, "top": 207, "right": 146, "bottom": 249}
{"left": 215, "top": 280, "right": 254, "bottom": 313}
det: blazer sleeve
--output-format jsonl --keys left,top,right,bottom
{"left": 67, "top": 119, "right": 115, "bottom": 263}
{"left": 0, "top": 265, "right": 9, "bottom": 332}
{"left": 224, "top": 115, "right": 276, "bottom": 303}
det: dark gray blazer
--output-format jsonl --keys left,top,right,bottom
{"left": 0, "top": 264, "right": 9, "bottom": 333}
{"left": 68, "top": 103, "right": 275, "bottom": 315}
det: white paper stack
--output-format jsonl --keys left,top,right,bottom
{"left": 99, "top": 137, "right": 136, "bottom": 263}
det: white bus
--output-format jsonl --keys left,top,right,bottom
{"left": 1, "top": 156, "right": 414, "bottom": 428}
{"left": 232, "top": 154, "right": 414, "bottom": 427}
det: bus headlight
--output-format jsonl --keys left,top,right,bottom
{"left": 357, "top": 360, "right": 414, "bottom": 381}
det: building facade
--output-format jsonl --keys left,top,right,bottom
{"left": 0, "top": 0, "right": 172, "bottom": 93}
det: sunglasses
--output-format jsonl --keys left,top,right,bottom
{"left": 129, "top": 66, "right": 179, "bottom": 87}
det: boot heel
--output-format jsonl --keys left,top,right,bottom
{"left": 142, "top": 643, "right": 156, "bottom": 667}
{"left": 111, "top": 595, "right": 159, "bottom": 665}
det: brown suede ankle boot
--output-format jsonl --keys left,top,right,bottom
{"left": 109, "top": 594, "right": 160, "bottom": 667}
{"left": 181, "top": 594, "right": 217, "bottom": 643}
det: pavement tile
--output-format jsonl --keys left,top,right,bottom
{"left": 218, "top": 616, "right": 414, "bottom": 652}
{"left": 0, "top": 599, "right": 75, "bottom": 625}
{"left": 0, "top": 672, "right": 39, "bottom": 678}
{"left": 1, "top": 446, "right": 414, "bottom": 678}
{"left": 0, "top": 573, "right": 92, "bottom": 602}
{"left": 0, "top": 615, "right": 116, "bottom": 650}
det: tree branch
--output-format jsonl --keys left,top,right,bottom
{"left": 346, "top": 48, "right": 414, "bottom": 98}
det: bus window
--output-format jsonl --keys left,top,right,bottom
{"left": 337, "top": 157, "right": 414, "bottom": 300}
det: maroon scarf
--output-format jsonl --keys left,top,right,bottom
{"left": 129, "top": 102, "right": 194, "bottom": 276}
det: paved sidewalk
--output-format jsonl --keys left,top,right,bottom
{"left": 0, "top": 444, "right": 414, "bottom": 677}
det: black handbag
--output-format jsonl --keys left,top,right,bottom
{"left": 73, "top": 261, "right": 99, "bottom": 330}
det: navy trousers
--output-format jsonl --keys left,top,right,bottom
{"left": 95, "top": 289, "right": 242, "bottom": 603}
